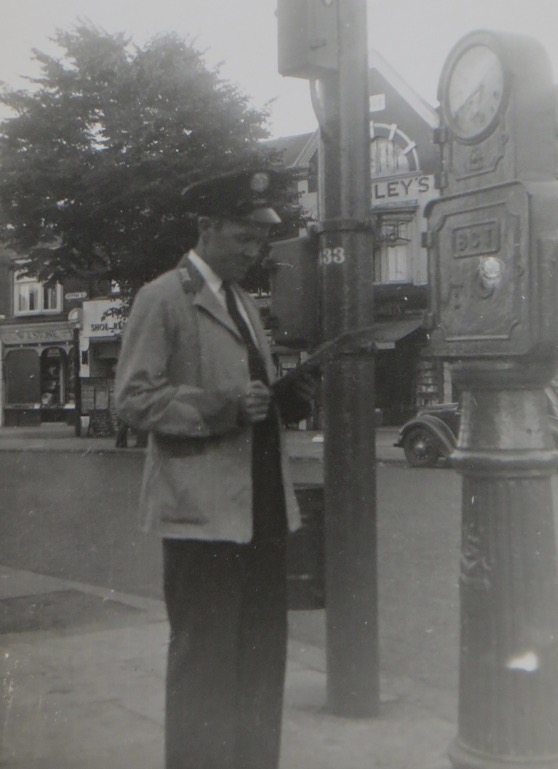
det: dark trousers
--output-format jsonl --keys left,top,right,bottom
{"left": 163, "top": 533, "right": 287, "bottom": 769}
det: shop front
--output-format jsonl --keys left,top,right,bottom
{"left": 0, "top": 323, "right": 76, "bottom": 426}
{"left": 78, "top": 299, "right": 125, "bottom": 436}
{"left": 371, "top": 172, "right": 436, "bottom": 424}
{"left": 370, "top": 170, "right": 442, "bottom": 423}
{"left": 371, "top": 316, "right": 429, "bottom": 425}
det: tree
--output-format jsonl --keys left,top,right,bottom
{"left": 0, "top": 24, "right": 294, "bottom": 293}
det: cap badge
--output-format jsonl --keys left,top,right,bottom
{"left": 250, "top": 172, "right": 270, "bottom": 193}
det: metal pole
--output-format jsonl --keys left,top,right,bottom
{"left": 0, "top": 340, "right": 4, "bottom": 427}
{"left": 319, "top": 0, "right": 379, "bottom": 717}
{"left": 73, "top": 324, "right": 82, "bottom": 437}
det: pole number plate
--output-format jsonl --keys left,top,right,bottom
{"left": 319, "top": 247, "right": 346, "bottom": 265}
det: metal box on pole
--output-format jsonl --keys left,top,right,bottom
{"left": 277, "top": 0, "right": 339, "bottom": 79}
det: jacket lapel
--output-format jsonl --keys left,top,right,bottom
{"left": 176, "top": 257, "right": 274, "bottom": 379}
{"left": 176, "top": 254, "right": 241, "bottom": 341}
{"left": 194, "top": 282, "right": 242, "bottom": 341}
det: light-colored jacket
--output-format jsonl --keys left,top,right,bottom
{"left": 114, "top": 260, "right": 301, "bottom": 541}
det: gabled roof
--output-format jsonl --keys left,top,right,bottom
{"left": 265, "top": 51, "right": 438, "bottom": 168}
{"left": 368, "top": 49, "right": 439, "bottom": 129}
{"left": 262, "top": 132, "right": 316, "bottom": 168}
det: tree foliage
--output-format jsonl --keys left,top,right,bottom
{"left": 0, "top": 24, "right": 292, "bottom": 292}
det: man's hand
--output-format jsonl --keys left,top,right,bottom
{"left": 288, "top": 370, "right": 319, "bottom": 403}
{"left": 239, "top": 380, "right": 272, "bottom": 423}
{"left": 271, "top": 368, "right": 319, "bottom": 425}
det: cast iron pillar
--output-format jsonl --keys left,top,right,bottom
{"left": 427, "top": 30, "right": 558, "bottom": 768}
{"left": 449, "top": 362, "right": 558, "bottom": 769}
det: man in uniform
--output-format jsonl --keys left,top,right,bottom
{"left": 115, "top": 168, "right": 315, "bottom": 769}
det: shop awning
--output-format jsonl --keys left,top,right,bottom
{"left": 271, "top": 318, "right": 425, "bottom": 382}
{"left": 372, "top": 318, "right": 424, "bottom": 350}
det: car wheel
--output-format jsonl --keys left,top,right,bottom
{"left": 402, "top": 428, "right": 440, "bottom": 468}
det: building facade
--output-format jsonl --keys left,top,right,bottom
{"left": 77, "top": 297, "right": 125, "bottom": 436}
{"left": 268, "top": 51, "right": 443, "bottom": 424}
{"left": 367, "top": 50, "right": 440, "bottom": 423}
{"left": 0, "top": 251, "right": 78, "bottom": 426}
{"left": 0, "top": 250, "right": 121, "bottom": 430}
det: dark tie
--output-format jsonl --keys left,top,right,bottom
{"left": 223, "top": 283, "right": 285, "bottom": 541}
{"left": 223, "top": 282, "right": 287, "bottom": 542}
{"left": 222, "top": 282, "right": 269, "bottom": 384}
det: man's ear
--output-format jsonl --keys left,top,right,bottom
{"left": 197, "top": 216, "right": 212, "bottom": 233}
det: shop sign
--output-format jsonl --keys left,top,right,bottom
{"left": 82, "top": 299, "right": 126, "bottom": 338}
{"left": 1, "top": 326, "right": 72, "bottom": 345}
{"left": 372, "top": 174, "right": 434, "bottom": 204}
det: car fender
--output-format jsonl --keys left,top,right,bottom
{"left": 397, "top": 414, "right": 457, "bottom": 458}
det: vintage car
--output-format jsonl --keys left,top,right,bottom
{"left": 394, "top": 402, "right": 460, "bottom": 467}
{"left": 395, "top": 390, "right": 558, "bottom": 468}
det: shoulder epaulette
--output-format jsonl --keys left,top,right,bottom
{"left": 177, "top": 266, "right": 196, "bottom": 294}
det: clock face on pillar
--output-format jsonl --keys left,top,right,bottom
{"left": 428, "top": 29, "right": 558, "bottom": 360}
{"left": 446, "top": 44, "right": 505, "bottom": 141}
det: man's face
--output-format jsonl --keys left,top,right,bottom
{"left": 198, "top": 218, "right": 271, "bottom": 282}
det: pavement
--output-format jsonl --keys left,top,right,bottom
{"left": 0, "top": 422, "right": 404, "bottom": 464}
{"left": 0, "top": 425, "right": 456, "bottom": 769}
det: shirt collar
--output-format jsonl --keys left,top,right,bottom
{"left": 187, "top": 250, "right": 224, "bottom": 297}
{"left": 187, "top": 250, "right": 260, "bottom": 345}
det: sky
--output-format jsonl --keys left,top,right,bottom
{"left": 0, "top": 0, "right": 557, "bottom": 138}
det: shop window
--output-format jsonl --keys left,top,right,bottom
{"left": 5, "top": 348, "right": 41, "bottom": 404}
{"left": 14, "top": 274, "right": 62, "bottom": 315}
{"left": 369, "top": 123, "right": 420, "bottom": 177}
{"left": 40, "top": 347, "right": 67, "bottom": 407}
{"left": 371, "top": 137, "right": 410, "bottom": 177}
{"left": 375, "top": 243, "right": 409, "bottom": 283}
{"left": 86, "top": 340, "right": 120, "bottom": 379}
{"left": 373, "top": 216, "right": 416, "bottom": 284}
